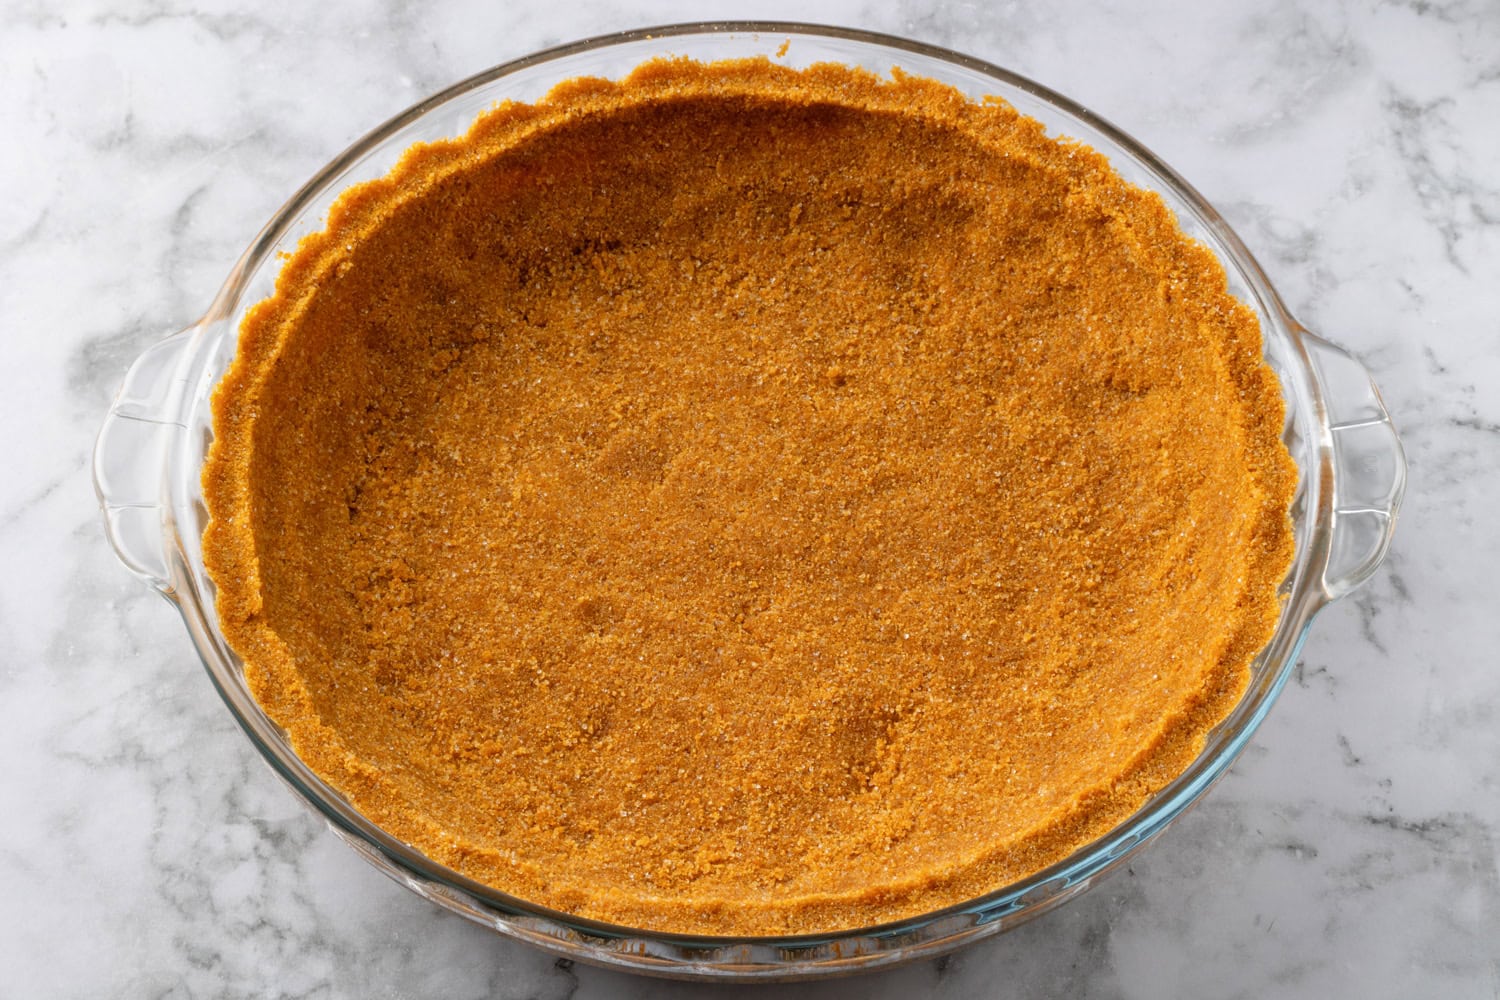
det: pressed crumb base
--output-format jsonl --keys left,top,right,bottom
{"left": 202, "top": 58, "right": 1296, "bottom": 935}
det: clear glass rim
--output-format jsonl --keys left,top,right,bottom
{"left": 161, "top": 20, "right": 1339, "bottom": 961}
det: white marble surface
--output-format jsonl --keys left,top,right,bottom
{"left": 3, "top": 0, "right": 1497, "bottom": 995}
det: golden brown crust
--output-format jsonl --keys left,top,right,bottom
{"left": 202, "top": 57, "right": 1296, "bottom": 934}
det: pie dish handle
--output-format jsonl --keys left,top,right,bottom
{"left": 93, "top": 326, "right": 197, "bottom": 594}
{"left": 1302, "top": 330, "right": 1407, "bottom": 602}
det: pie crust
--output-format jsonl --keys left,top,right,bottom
{"left": 203, "top": 58, "right": 1296, "bottom": 934}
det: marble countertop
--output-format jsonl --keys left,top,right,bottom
{"left": 4, "top": 0, "right": 1497, "bottom": 996}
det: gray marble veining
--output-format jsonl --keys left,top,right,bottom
{"left": 3, "top": 0, "right": 1497, "bottom": 996}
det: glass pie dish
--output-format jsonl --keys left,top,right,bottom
{"left": 93, "top": 22, "right": 1406, "bottom": 980}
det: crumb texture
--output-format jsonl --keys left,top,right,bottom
{"left": 202, "top": 58, "right": 1296, "bottom": 935}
